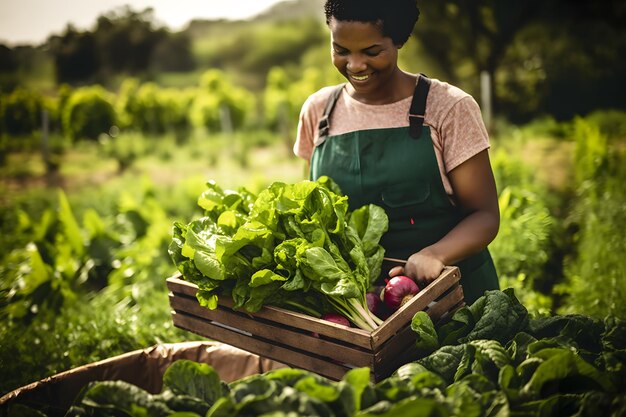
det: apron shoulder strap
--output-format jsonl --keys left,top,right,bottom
{"left": 316, "top": 77, "right": 430, "bottom": 140}
{"left": 409, "top": 74, "right": 431, "bottom": 139}
{"left": 317, "top": 83, "right": 346, "bottom": 139}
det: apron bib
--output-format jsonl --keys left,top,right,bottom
{"left": 310, "top": 77, "right": 499, "bottom": 304}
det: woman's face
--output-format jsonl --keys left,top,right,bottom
{"left": 328, "top": 17, "right": 400, "bottom": 101}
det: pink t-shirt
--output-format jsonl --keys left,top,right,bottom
{"left": 293, "top": 76, "right": 490, "bottom": 198}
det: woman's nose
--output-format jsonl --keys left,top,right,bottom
{"left": 347, "top": 55, "right": 367, "bottom": 73}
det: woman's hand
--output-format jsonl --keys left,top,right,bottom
{"left": 388, "top": 248, "right": 445, "bottom": 288}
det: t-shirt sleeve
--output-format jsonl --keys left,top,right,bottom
{"left": 293, "top": 95, "right": 318, "bottom": 161}
{"left": 440, "top": 96, "right": 490, "bottom": 172}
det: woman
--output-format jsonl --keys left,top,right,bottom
{"left": 293, "top": 0, "right": 500, "bottom": 304}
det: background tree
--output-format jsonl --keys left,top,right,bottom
{"left": 414, "top": 0, "right": 626, "bottom": 121}
{"left": 48, "top": 7, "right": 194, "bottom": 86}
{"left": 414, "top": 0, "right": 544, "bottom": 116}
{"left": 48, "top": 26, "right": 98, "bottom": 84}
{"left": 150, "top": 33, "right": 196, "bottom": 72}
{"left": 94, "top": 7, "right": 167, "bottom": 77}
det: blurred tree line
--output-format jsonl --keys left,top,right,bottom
{"left": 49, "top": 7, "right": 195, "bottom": 84}
{"left": 0, "top": 7, "right": 195, "bottom": 88}
{"left": 0, "top": 0, "right": 625, "bottom": 122}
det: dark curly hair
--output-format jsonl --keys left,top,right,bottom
{"left": 324, "top": 0, "right": 420, "bottom": 45}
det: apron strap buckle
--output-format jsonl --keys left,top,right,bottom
{"left": 317, "top": 84, "right": 346, "bottom": 139}
{"left": 409, "top": 114, "right": 425, "bottom": 139}
{"left": 318, "top": 115, "right": 330, "bottom": 137}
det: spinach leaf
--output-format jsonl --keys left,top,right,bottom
{"left": 521, "top": 348, "right": 615, "bottom": 399}
{"left": 75, "top": 380, "right": 174, "bottom": 416}
{"left": 411, "top": 311, "right": 440, "bottom": 357}
{"left": 418, "top": 344, "right": 467, "bottom": 384}
{"left": 438, "top": 289, "right": 529, "bottom": 346}
{"left": 162, "top": 360, "right": 229, "bottom": 405}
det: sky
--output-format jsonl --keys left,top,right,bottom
{"left": 0, "top": 0, "right": 288, "bottom": 46}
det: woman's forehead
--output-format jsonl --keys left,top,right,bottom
{"left": 329, "top": 18, "right": 386, "bottom": 44}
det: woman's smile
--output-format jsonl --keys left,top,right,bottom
{"left": 350, "top": 73, "right": 371, "bottom": 82}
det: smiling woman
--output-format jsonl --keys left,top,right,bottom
{"left": 294, "top": 0, "right": 501, "bottom": 305}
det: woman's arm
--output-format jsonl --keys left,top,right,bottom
{"left": 393, "top": 149, "right": 500, "bottom": 283}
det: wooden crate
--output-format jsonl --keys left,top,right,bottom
{"left": 166, "top": 260, "right": 464, "bottom": 382}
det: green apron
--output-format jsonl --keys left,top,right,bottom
{"left": 309, "top": 76, "right": 499, "bottom": 304}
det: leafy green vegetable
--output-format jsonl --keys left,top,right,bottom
{"left": 437, "top": 289, "right": 529, "bottom": 346}
{"left": 402, "top": 289, "right": 626, "bottom": 416}
{"left": 73, "top": 380, "right": 175, "bottom": 416}
{"left": 163, "top": 360, "right": 229, "bottom": 405}
{"left": 411, "top": 311, "right": 440, "bottom": 357}
{"left": 169, "top": 177, "right": 388, "bottom": 330}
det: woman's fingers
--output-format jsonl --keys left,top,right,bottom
{"left": 388, "top": 265, "right": 404, "bottom": 277}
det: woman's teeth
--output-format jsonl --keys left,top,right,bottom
{"left": 351, "top": 74, "right": 369, "bottom": 81}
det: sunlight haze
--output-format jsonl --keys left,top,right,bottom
{"left": 0, "top": 0, "right": 289, "bottom": 45}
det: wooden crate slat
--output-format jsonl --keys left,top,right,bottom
{"left": 370, "top": 267, "right": 460, "bottom": 348}
{"left": 172, "top": 312, "right": 353, "bottom": 381}
{"left": 217, "top": 296, "right": 372, "bottom": 346}
{"left": 169, "top": 294, "right": 373, "bottom": 367}
{"left": 167, "top": 277, "right": 372, "bottom": 349}
{"left": 425, "top": 284, "right": 464, "bottom": 322}
{"left": 166, "top": 276, "right": 197, "bottom": 297}
{"left": 374, "top": 325, "right": 417, "bottom": 365}
{"left": 373, "top": 343, "right": 420, "bottom": 381}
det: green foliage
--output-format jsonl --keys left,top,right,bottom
{"left": 263, "top": 66, "right": 341, "bottom": 134}
{"left": 0, "top": 183, "right": 197, "bottom": 395}
{"left": 115, "top": 77, "right": 140, "bottom": 128}
{"left": 116, "top": 81, "right": 193, "bottom": 136}
{"left": 0, "top": 87, "right": 43, "bottom": 136}
{"left": 263, "top": 67, "right": 293, "bottom": 132}
{"left": 489, "top": 148, "right": 555, "bottom": 316}
{"left": 386, "top": 291, "right": 626, "bottom": 416}
{"left": 585, "top": 110, "right": 626, "bottom": 141}
{"left": 62, "top": 85, "right": 116, "bottom": 140}
{"left": 557, "top": 114, "right": 626, "bottom": 318}
{"left": 0, "top": 291, "right": 186, "bottom": 396}
{"left": 0, "top": 190, "right": 119, "bottom": 323}
{"left": 558, "top": 176, "right": 626, "bottom": 319}
{"left": 489, "top": 186, "right": 554, "bottom": 316}
{"left": 572, "top": 117, "right": 609, "bottom": 184}
{"left": 99, "top": 130, "right": 149, "bottom": 172}
{"left": 66, "top": 363, "right": 372, "bottom": 417}
{"left": 189, "top": 69, "right": 255, "bottom": 132}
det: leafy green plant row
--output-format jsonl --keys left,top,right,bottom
{"left": 0, "top": 66, "right": 339, "bottom": 144}
{"left": 11, "top": 289, "right": 626, "bottom": 417}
